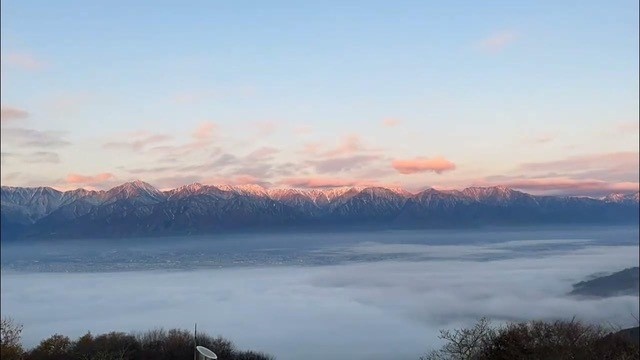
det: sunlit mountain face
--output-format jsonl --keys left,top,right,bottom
{"left": 1, "top": 181, "right": 637, "bottom": 239}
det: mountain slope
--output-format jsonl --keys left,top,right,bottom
{"left": 1, "top": 182, "right": 638, "bottom": 240}
{"left": 570, "top": 267, "right": 640, "bottom": 298}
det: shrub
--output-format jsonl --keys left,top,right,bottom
{"left": 26, "top": 334, "right": 72, "bottom": 360}
{"left": 1, "top": 317, "right": 24, "bottom": 360}
{"left": 0, "top": 322, "right": 276, "bottom": 360}
{"left": 421, "top": 318, "right": 639, "bottom": 360}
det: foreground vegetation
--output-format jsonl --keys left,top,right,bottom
{"left": 0, "top": 318, "right": 273, "bottom": 360}
{"left": 421, "top": 317, "right": 639, "bottom": 360}
{"left": 3, "top": 317, "right": 639, "bottom": 359}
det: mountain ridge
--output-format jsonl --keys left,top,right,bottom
{"left": 1, "top": 181, "right": 638, "bottom": 240}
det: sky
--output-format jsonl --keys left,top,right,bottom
{"left": 1, "top": 0, "right": 638, "bottom": 195}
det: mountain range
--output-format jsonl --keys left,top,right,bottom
{"left": 1, "top": 180, "right": 638, "bottom": 240}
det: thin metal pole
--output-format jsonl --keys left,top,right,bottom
{"left": 194, "top": 323, "right": 197, "bottom": 360}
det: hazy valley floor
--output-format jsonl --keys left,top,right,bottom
{"left": 1, "top": 226, "right": 639, "bottom": 360}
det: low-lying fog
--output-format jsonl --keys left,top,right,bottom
{"left": 1, "top": 226, "right": 639, "bottom": 360}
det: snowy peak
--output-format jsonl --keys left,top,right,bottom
{"left": 105, "top": 180, "right": 165, "bottom": 204}
{"left": 603, "top": 192, "right": 640, "bottom": 203}
{"left": 213, "top": 184, "right": 269, "bottom": 197}
{"left": 166, "top": 183, "right": 205, "bottom": 197}
{"left": 267, "top": 188, "right": 306, "bottom": 201}
{"left": 2, "top": 181, "right": 638, "bottom": 239}
{"left": 461, "top": 186, "right": 521, "bottom": 201}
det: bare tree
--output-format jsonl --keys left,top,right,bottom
{"left": 421, "top": 317, "right": 639, "bottom": 360}
{"left": 420, "top": 318, "right": 496, "bottom": 360}
{"left": 1, "top": 317, "right": 24, "bottom": 360}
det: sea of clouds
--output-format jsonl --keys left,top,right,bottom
{"left": 1, "top": 228, "right": 639, "bottom": 360}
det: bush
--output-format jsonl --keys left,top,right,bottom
{"left": 1, "top": 317, "right": 25, "bottom": 360}
{"left": 0, "top": 319, "right": 275, "bottom": 360}
{"left": 421, "top": 318, "right": 639, "bottom": 360}
{"left": 27, "top": 334, "right": 72, "bottom": 360}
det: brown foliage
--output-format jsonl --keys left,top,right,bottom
{"left": 422, "top": 318, "right": 639, "bottom": 360}
{"left": 1, "top": 317, "right": 24, "bottom": 360}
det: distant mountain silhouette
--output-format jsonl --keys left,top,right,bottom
{"left": 615, "top": 326, "right": 640, "bottom": 345}
{"left": 1, "top": 181, "right": 638, "bottom": 240}
{"left": 570, "top": 267, "right": 640, "bottom": 297}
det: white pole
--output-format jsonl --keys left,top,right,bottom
{"left": 194, "top": 323, "right": 197, "bottom": 360}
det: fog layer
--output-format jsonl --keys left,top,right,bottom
{"left": 1, "top": 227, "right": 639, "bottom": 360}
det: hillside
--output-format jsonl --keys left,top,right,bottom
{"left": 570, "top": 267, "right": 640, "bottom": 297}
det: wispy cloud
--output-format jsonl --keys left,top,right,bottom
{"left": 392, "top": 156, "right": 456, "bottom": 174}
{"left": 1, "top": 106, "right": 29, "bottom": 123}
{"left": 490, "top": 176, "right": 638, "bottom": 197}
{"left": 280, "top": 176, "right": 381, "bottom": 188}
{"left": 1, "top": 128, "right": 70, "bottom": 148}
{"left": 323, "top": 134, "right": 364, "bottom": 157}
{"left": 103, "top": 132, "right": 173, "bottom": 151}
{"left": 477, "top": 31, "right": 518, "bottom": 53}
{"left": 308, "top": 155, "right": 381, "bottom": 174}
{"left": 66, "top": 172, "right": 115, "bottom": 185}
{"left": 381, "top": 118, "right": 401, "bottom": 127}
{"left": 2, "top": 51, "right": 47, "bottom": 71}
{"left": 524, "top": 133, "right": 555, "bottom": 144}
{"left": 2, "top": 151, "right": 60, "bottom": 164}
{"left": 203, "top": 174, "right": 269, "bottom": 187}
{"left": 246, "top": 146, "right": 280, "bottom": 161}
{"left": 127, "top": 166, "right": 174, "bottom": 175}
{"left": 519, "top": 152, "right": 639, "bottom": 174}
{"left": 192, "top": 122, "right": 217, "bottom": 141}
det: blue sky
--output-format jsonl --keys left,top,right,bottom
{"left": 1, "top": 0, "right": 638, "bottom": 195}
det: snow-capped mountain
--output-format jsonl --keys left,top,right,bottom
{"left": 603, "top": 192, "right": 640, "bottom": 204}
{"left": 1, "top": 181, "right": 638, "bottom": 240}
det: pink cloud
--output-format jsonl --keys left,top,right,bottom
{"left": 280, "top": 177, "right": 403, "bottom": 189}
{"left": 192, "top": 122, "right": 217, "bottom": 141}
{"left": 382, "top": 118, "right": 401, "bottom": 127}
{"left": 392, "top": 156, "right": 456, "bottom": 174}
{"left": 2, "top": 52, "right": 47, "bottom": 71}
{"left": 246, "top": 146, "right": 280, "bottom": 160}
{"left": 66, "top": 172, "right": 115, "bottom": 185}
{"left": 104, "top": 132, "right": 172, "bottom": 151}
{"left": 301, "top": 142, "right": 322, "bottom": 155}
{"left": 477, "top": 31, "right": 518, "bottom": 53}
{"left": 0, "top": 106, "right": 29, "bottom": 123}
{"left": 324, "top": 134, "right": 363, "bottom": 156}
{"left": 500, "top": 177, "right": 639, "bottom": 197}
{"left": 203, "top": 175, "right": 270, "bottom": 187}
{"left": 280, "top": 177, "right": 380, "bottom": 189}
{"left": 520, "top": 152, "right": 638, "bottom": 173}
